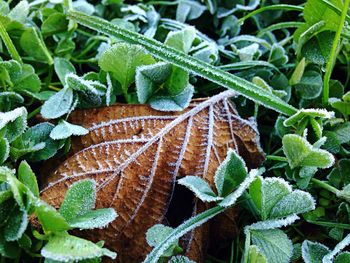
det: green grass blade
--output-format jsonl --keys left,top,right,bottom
{"left": 67, "top": 11, "right": 297, "bottom": 116}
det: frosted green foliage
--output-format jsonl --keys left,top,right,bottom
{"left": 50, "top": 120, "right": 88, "bottom": 140}
{"left": 41, "top": 234, "right": 116, "bottom": 262}
{"left": 146, "top": 224, "right": 174, "bottom": 247}
{"left": 68, "top": 11, "right": 297, "bottom": 116}
{"left": 176, "top": 0, "right": 206, "bottom": 22}
{"left": 169, "top": 256, "right": 196, "bottom": 263}
{"left": 248, "top": 245, "right": 267, "bottom": 263}
{"left": 302, "top": 240, "right": 330, "bottom": 263}
{"left": 40, "top": 87, "right": 73, "bottom": 119}
{"left": 282, "top": 134, "right": 335, "bottom": 169}
{"left": 238, "top": 43, "right": 260, "bottom": 61}
{"left": 67, "top": 209, "right": 117, "bottom": 229}
{"left": 11, "top": 122, "right": 60, "bottom": 162}
{"left": 164, "top": 27, "right": 196, "bottom": 54}
{"left": 323, "top": 234, "right": 350, "bottom": 263}
{"left": 250, "top": 229, "right": 293, "bottom": 263}
{"left": 136, "top": 62, "right": 172, "bottom": 103}
{"left": 4, "top": 205, "right": 27, "bottom": 241}
{"left": 269, "top": 190, "right": 315, "bottom": 219}
{"left": 8, "top": 0, "right": 28, "bottom": 23}
{"left": 246, "top": 215, "right": 300, "bottom": 232}
{"left": 54, "top": 57, "right": 76, "bottom": 85}
{"left": 219, "top": 168, "right": 261, "bottom": 207}
{"left": 98, "top": 43, "right": 155, "bottom": 94}
{"left": 35, "top": 201, "right": 71, "bottom": 232}
{"left": 178, "top": 176, "right": 222, "bottom": 202}
{"left": 72, "top": 0, "right": 95, "bottom": 15}
{"left": 59, "top": 179, "right": 96, "bottom": 222}
{"left": 149, "top": 84, "right": 194, "bottom": 111}
{"left": 283, "top": 109, "right": 334, "bottom": 127}
{"left": 249, "top": 177, "right": 315, "bottom": 220}
{"left": 146, "top": 224, "right": 180, "bottom": 257}
{"left": 0, "top": 137, "right": 9, "bottom": 164}
{"left": 18, "top": 160, "right": 39, "bottom": 198}
{"left": 214, "top": 148, "right": 248, "bottom": 197}
{"left": 0, "top": 107, "right": 27, "bottom": 142}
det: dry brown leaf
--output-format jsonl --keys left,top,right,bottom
{"left": 40, "top": 90, "right": 264, "bottom": 262}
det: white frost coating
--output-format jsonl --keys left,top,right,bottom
{"left": 65, "top": 72, "right": 106, "bottom": 95}
{"left": 89, "top": 115, "right": 176, "bottom": 131}
{"left": 244, "top": 214, "right": 300, "bottom": 235}
{"left": 219, "top": 168, "right": 260, "bottom": 207}
{"left": 323, "top": 234, "right": 350, "bottom": 263}
{"left": 106, "top": 73, "right": 112, "bottom": 106}
{"left": 174, "top": 116, "right": 193, "bottom": 176}
{"left": 264, "top": 177, "right": 293, "bottom": 193}
{"left": 223, "top": 99, "right": 239, "bottom": 153}
{"left": 0, "top": 106, "right": 27, "bottom": 129}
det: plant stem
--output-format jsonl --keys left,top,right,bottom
{"left": 143, "top": 206, "right": 225, "bottom": 263}
{"left": 322, "top": 0, "right": 350, "bottom": 104}
{"left": 237, "top": 5, "right": 303, "bottom": 24}
{"left": 311, "top": 178, "right": 339, "bottom": 195}
{"left": 266, "top": 155, "right": 288, "bottom": 162}
{"left": 68, "top": 11, "right": 297, "bottom": 116}
{"left": 0, "top": 20, "right": 22, "bottom": 64}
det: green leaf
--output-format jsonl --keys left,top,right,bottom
{"left": 0, "top": 92, "right": 24, "bottom": 112}
{"left": 41, "top": 234, "right": 116, "bottom": 261}
{"left": 294, "top": 70, "right": 323, "bottom": 99}
{"left": 327, "top": 159, "right": 350, "bottom": 188}
{"left": 4, "top": 205, "right": 28, "bottom": 241}
{"left": 301, "top": 31, "right": 334, "bottom": 65}
{"left": 331, "top": 99, "right": 350, "bottom": 117}
{"left": 50, "top": 120, "right": 88, "bottom": 140}
{"left": 5, "top": 170, "right": 30, "bottom": 210}
{"left": 146, "top": 224, "right": 174, "bottom": 247}
{"left": 289, "top": 58, "right": 306, "bottom": 85}
{"left": 269, "top": 190, "right": 315, "bottom": 219}
{"left": 8, "top": 0, "right": 28, "bottom": 23}
{"left": 301, "top": 240, "right": 330, "bottom": 263}
{"left": 337, "top": 184, "right": 350, "bottom": 202}
{"left": 59, "top": 179, "right": 96, "bottom": 222}
{"left": 18, "top": 160, "right": 39, "bottom": 198}
{"left": 149, "top": 84, "right": 194, "bottom": 111}
{"left": 282, "top": 134, "right": 335, "bottom": 169}
{"left": 164, "top": 27, "right": 196, "bottom": 54}
{"left": 135, "top": 62, "right": 172, "bottom": 103}
{"left": 54, "top": 57, "right": 76, "bottom": 86}
{"left": 283, "top": 108, "right": 334, "bottom": 127}
{"left": 40, "top": 87, "right": 74, "bottom": 119}
{"left": 304, "top": 0, "right": 342, "bottom": 31}
{"left": 0, "top": 137, "right": 9, "bottom": 164}
{"left": 35, "top": 201, "right": 71, "bottom": 233}
{"left": 178, "top": 176, "right": 222, "bottom": 202}
{"left": 42, "top": 13, "right": 69, "bottom": 36}
{"left": 248, "top": 245, "right": 267, "bottom": 263}
{"left": 250, "top": 229, "right": 293, "bottom": 263}
{"left": 176, "top": 0, "right": 206, "bottom": 22}
{"left": 335, "top": 252, "right": 350, "bottom": 263}
{"left": 0, "top": 107, "right": 27, "bottom": 143}
{"left": 146, "top": 224, "right": 181, "bottom": 257}
{"left": 268, "top": 44, "right": 288, "bottom": 67}
{"left": 12, "top": 122, "right": 61, "bottom": 162}
{"left": 98, "top": 43, "right": 155, "bottom": 93}
{"left": 214, "top": 148, "right": 248, "bottom": 197}
{"left": 67, "top": 208, "right": 117, "bottom": 229}
{"left": 20, "top": 27, "right": 53, "bottom": 64}
{"left": 333, "top": 123, "right": 350, "bottom": 144}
